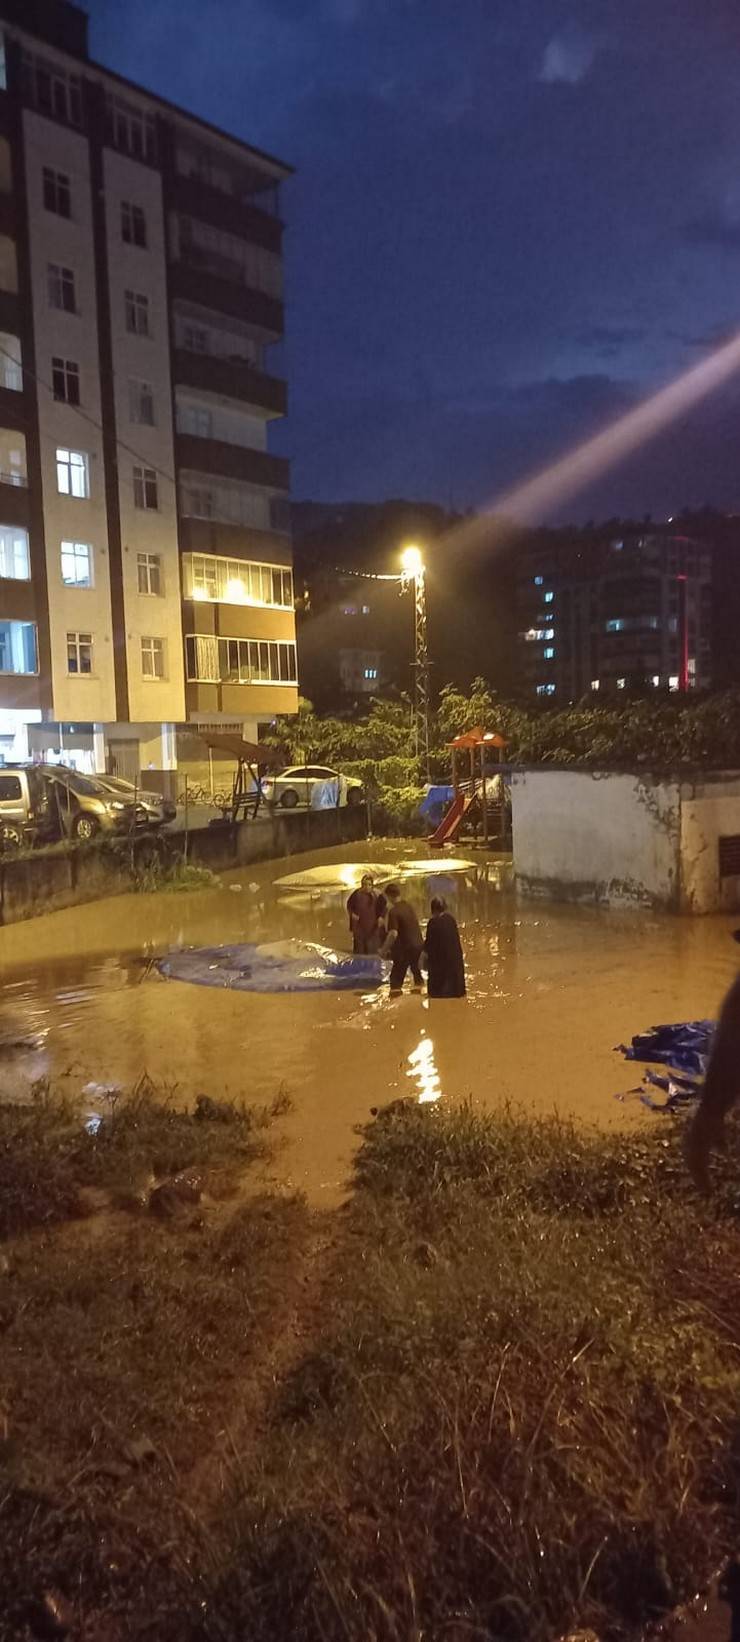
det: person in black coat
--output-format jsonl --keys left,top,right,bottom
{"left": 424, "top": 896, "right": 466, "bottom": 998}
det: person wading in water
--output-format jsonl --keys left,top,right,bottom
{"left": 424, "top": 896, "right": 466, "bottom": 998}
{"left": 384, "top": 881, "right": 424, "bottom": 996}
{"left": 347, "top": 873, "right": 386, "bottom": 955}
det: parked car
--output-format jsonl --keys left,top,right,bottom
{"left": 0, "top": 765, "right": 52, "bottom": 850}
{"left": 0, "top": 763, "right": 148, "bottom": 845}
{"left": 95, "top": 775, "right": 177, "bottom": 827}
{"left": 260, "top": 765, "right": 364, "bottom": 809}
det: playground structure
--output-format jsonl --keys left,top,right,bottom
{"left": 428, "top": 728, "right": 509, "bottom": 848}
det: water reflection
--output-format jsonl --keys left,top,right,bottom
{"left": 406, "top": 1032, "right": 442, "bottom": 1104}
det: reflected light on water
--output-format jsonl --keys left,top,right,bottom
{"left": 406, "top": 1033, "right": 442, "bottom": 1104}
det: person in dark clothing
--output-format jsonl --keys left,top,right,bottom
{"left": 347, "top": 874, "right": 387, "bottom": 955}
{"left": 424, "top": 896, "right": 466, "bottom": 998}
{"left": 384, "top": 881, "right": 424, "bottom": 995}
{"left": 685, "top": 930, "right": 740, "bottom": 1192}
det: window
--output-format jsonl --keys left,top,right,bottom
{"left": 0, "top": 34, "right": 6, "bottom": 93}
{"left": 66, "top": 630, "right": 92, "bottom": 674}
{"left": 606, "top": 618, "right": 624, "bottom": 633}
{"left": 669, "top": 675, "right": 679, "bottom": 690}
{"left": 121, "top": 200, "right": 147, "bottom": 247}
{"left": 178, "top": 402, "right": 212, "bottom": 438}
{"left": 544, "top": 646, "right": 555, "bottom": 660}
{"left": 616, "top": 677, "right": 626, "bottom": 689}
{"left": 141, "top": 636, "right": 165, "bottom": 679}
{"left": 536, "top": 682, "right": 556, "bottom": 697}
{"left": 56, "top": 447, "right": 89, "bottom": 498}
{"left": 183, "top": 324, "right": 208, "bottom": 353}
{"left": 129, "top": 379, "right": 154, "bottom": 425}
{"left": 106, "top": 96, "right": 157, "bottom": 163}
{"left": 543, "top": 590, "right": 554, "bottom": 603}
{"left": 176, "top": 215, "right": 283, "bottom": 299}
{"left": 364, "top": 667, "right": 378, "bottom": 680}
{"left": 0, "top": 333, "right": 22, "bottom": 392}
{"left": 362, "top": 604, "right": 370, "bottom": 615}
{"left": 22, "top": 52, "right": 82, "bottom": 127}
{"left": 133, "top": 465, "right": 158, "bottom": 510}
{"left": 60, "top": 540, "right": 92, "bottom": 587}
{"left": 186, "top": 633, "right": 297, "bottom": 685}
{"left": 137, "top": 551, "right": 161, "bottom": 595}
{"left": 651, "top": 675, "right": 660, "bottom": 687}
{"left": 591, "top": 679, "right": 600, "bottom": 691}
{"left": 43, "top": 167, "right": 71, "bottom": 218}
{"left": 125, "top": 289, "right": 150, "bottom": 337}
{"left": 183, "top": 553, "right": 293, "bottom": 608}
{"left": 0, "top": 620, "right": 37, "bottom": 675}
{"left": 0, "top": 774, "right": 22, "bottom": 800}
{"left": 0, "top": 525, "right": 29, "bottom": 580}
{"left": 534, "top": 575, "right": 544, "bottom": 586}
{"left": 52, "top": 356, "right": 80, "bottom": 405}
{"left": 48, "top": 263, "right": 76, "bottom": 313}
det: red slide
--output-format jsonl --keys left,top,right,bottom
{"left": 428, "top": 791, "right": 475, "bottom": 846}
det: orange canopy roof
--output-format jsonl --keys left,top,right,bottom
{"left": 448, "top": 725, "right": 508, "bottom": 750}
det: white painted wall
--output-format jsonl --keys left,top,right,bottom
{"left": 510, "top": 768, "right": 682, "bottom": 908}
{"left": 24, "top": 106, "right": 117, "bottom": 722}
{"left": 102, "top": 147, "right": 186, "bottom": 726}
{"left": 680, "top": 775, "right": 740, "bottom": 913}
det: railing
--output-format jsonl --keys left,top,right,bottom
{"left": 0, "top": 470, "right": 27, "bottom": 487}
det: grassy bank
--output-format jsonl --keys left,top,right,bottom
{"left": 1, "top": 1095, "right": 739, "bottom": 1639}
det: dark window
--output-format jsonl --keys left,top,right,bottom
{"left": 719, "top": 836, "right": 740, "bottom": 878}
{"left": 48, "top": 263, "right": 76, "bottom": 313}
{"left": 52, "top": 356, "right": 80, "bottom": 405}
{"left": 43, "top": 167, "right": 71, "bottom": 218}
{"left": 121, "top": 201, "right": 147, "bottom": 248}
{"left": 0, "top": 774, "right": 22, "bottom": 801}
{"left": 133, "top": 466, "right": 158, "bottom": 511}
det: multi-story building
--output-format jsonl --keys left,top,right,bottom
{"left": 516, "top": 530, "right": 713, "bottom": 702}
{"left": 0, "top": 0, "right": 296, "bottom": 778}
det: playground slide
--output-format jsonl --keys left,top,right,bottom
{"left": 428, "top": 791, "right": 475, "bottom": 846}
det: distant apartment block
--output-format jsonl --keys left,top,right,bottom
{"left": 516, "top": 531, "right": 713, "bottom": 702}
{"left": 0, "top": 0, "right": 296, "bottom": 777}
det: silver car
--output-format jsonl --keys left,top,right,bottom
{"left": 96, "top": 775, "right": 177, "bottom": 827}
{"left": 260, "top": 765, "right": 364, "bottom": 809}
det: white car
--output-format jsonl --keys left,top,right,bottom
{"left": 261, "top": 765, "right": 364, "bottom": 809}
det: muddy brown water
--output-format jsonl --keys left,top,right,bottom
{"left": 0, "top": 838, "right": 738, "bottom": 1206}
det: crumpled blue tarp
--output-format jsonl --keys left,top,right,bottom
{"left": 158, "top": 940, "right": 389, "bottom": 994}
{"left": 418, "top": 785, "right": 454, "bottom": 821}
{"left": 616, "top": 1019, "right": 715, "bottom": 1111}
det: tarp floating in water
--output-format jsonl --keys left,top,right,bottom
{"left": 158, "top": 940, "right": 389, "bottom": 994}
{"left": 616, "top": 1019, "right": 714, "bottom": 1110}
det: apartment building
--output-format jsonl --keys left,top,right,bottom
{"left": 0, "top": 0, "right": 296, "bottom": 778}
{"left": 516, "top": 530, "right": 713, "bottom": 702}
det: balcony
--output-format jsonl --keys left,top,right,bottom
{"left": 170, "top": 173, "right": 282, "bottom": 254}
{"left": 173, "top": 348, "right": 286, "bottom": 418}
{"left": 169, "top": 262, "right": 283, "bottom": 338}
{"left": 179, "top": 515, "right": 291, "bottom": 562}
{"left": 176, "top": 432, "right": 289, "bottom": 491}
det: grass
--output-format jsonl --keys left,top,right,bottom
{"left": 3, "top": 1095, "right": 740, "bottom": 1639}
{"left": 132, "top": 858, "right": 217, "bottom": 894}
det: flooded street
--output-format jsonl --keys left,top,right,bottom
{"left": 0, "top": 838, "right": 737, "bottom": 1204}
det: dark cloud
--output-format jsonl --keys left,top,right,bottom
{"left": 85, "top": 0, "right": 740, "bottom": 520}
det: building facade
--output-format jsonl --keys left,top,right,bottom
{"left": 516, "top": 530, "right": 713, "bottom": 702}
{"left": 0, "top": 0, "right": 296, "bottom": 777}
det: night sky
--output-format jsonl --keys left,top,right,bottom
{"left": 86, "top": 0, "right": 740, "bottom": 522}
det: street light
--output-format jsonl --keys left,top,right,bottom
{"left": 400, "top": 543, "right": 430, "bottom": 780}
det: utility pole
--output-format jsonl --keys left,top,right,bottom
{"left": 401, "top": 546, "right": 430, "bottom": 781}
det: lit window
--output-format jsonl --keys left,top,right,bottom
{"left": 137, "top": 552, "right": 161, "bottom": 595}
{"left": 133, "top": 465, "right": 158, "bottom": 510}
{"left": 591, "top": 679, "right": 600, "bottom": 691}
{"left": 669, "top": 675, "right": 679, "bottom": 690}
{"left": 56, "top": 447, "right": 89, "bottom": 499}
{"left": 125, "top": 289, "right": 150, "bottom": 337}
{"left": 0, "top": 525, "right": 30, "bottom": 580}
{"left": 651, "top": 675, "right": 660, "bottom": 687}
{"left": 61, "top": 540, "right": 92, "bottom": 587}
{"left": 66, "top": 630, "right": 93, "bottom": 674}
{"left": 141, "top": 636, "right": 165, "bottom": 679}
{"left": 544, "top": 646, "right": 555, "bottom": 659}
{"left": 121, "top": 201, "right": 147, "bottom": 247}
{"left": 343, "top": 605, "right": 358, "bottom": 616}
{"left": 0, "top": 334, "right": 22, "bottom": 392}
{"left": 617, "top": 677, "right": 626, "bottom": 689}
{"left": 43, "top": 167, "right": 71, "bottom": 219}
{"left": 0, "top": 619, "right": 37, "bottom": 674}
{"left": 534, "top": 575, "right": 543, "bottom": 586}
{"left": 129, "top": 378, "right": 155, "bottom": 425}
{"left": 523, "top": 626, "right": 554, "bottom": 642}
{"left": 48, "top": 262, "right": 76, "bottom": 313}
{"left": 544, "top": 590, "right": 554, "bottom": 604}
{"left": 606, "top": 619, "right": 624, "bottom": 633}
{"left": 536, "top": 682, "right": 556, "bottom": 696}
{"left": 52, "top": 356, "right": 80, "bottom": 405}
{"left": 362, "top": 604, "right": 370, "bottom": 615}
{"left": 0, "top": 34, "right": 6, "bottom": 92}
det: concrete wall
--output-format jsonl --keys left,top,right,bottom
{"left": 511, "top": 768, "right": 681, "bottom": 909}
{"left": 679, "top": 773, "right": 740, "bottom": 914}
{"left": 0, "top": 804, "right": 366, "bottom": 925}
{"left": 511, "top": 766, "right": 740, "bottom": 913}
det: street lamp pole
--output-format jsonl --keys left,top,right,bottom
{"left": 401, "top": 545, "right": 430, "bottom": 781}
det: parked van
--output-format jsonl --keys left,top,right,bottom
{"left": 0, "top": 763, "right": 147, "bottom": 848}
{"left": 0, "top": 766, "right": 51, "bottom": 850}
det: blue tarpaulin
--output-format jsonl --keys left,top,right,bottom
{"left": 158, "top": 940, "right": 389, "bottom": 994}
{"left": 418, "top": 786, "right": 454, "bottom": 822}
{"left": 616, "top": 1019, "right": 714, "bottom": 1110}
